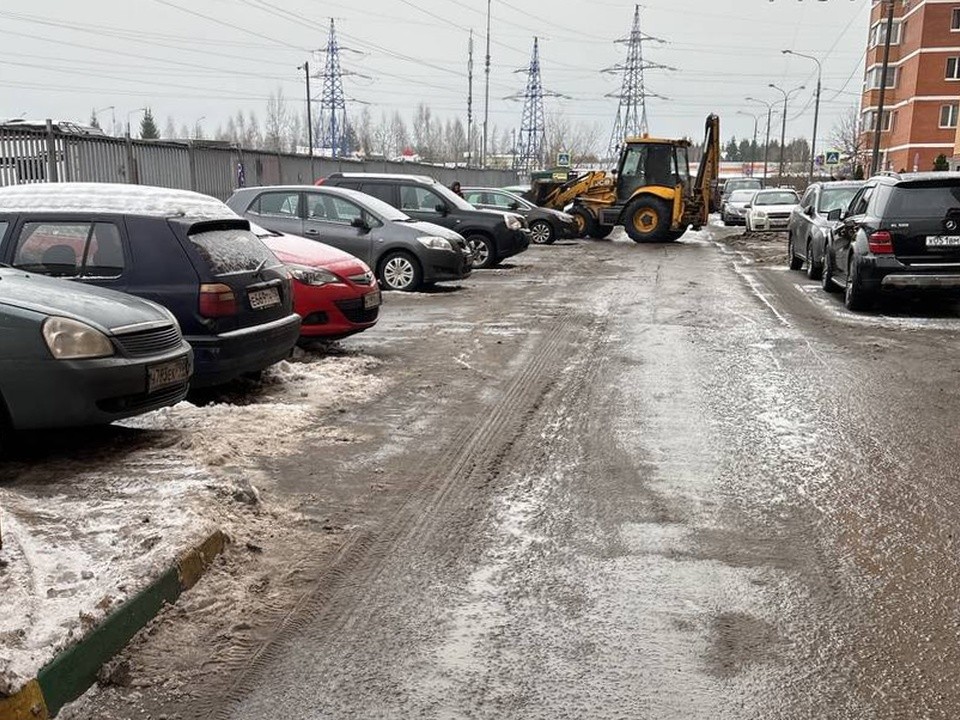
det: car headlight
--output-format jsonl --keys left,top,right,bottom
{"left": 753, "top": 210, "right": 767, "bottom": 218}
{"left": 287, "top": 265, "right": 340, "bottom": 286}
{"left": 416, "top": 236, "right": 454, "bottom": 251}
{"left": 504, "top": 215, "right": 522, "bottom": 231}
{"left": 42, "top": 316, "right": 114, "bottom": 360}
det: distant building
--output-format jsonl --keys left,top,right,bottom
{"left": 860, "top": 0, "right": 960, "bottom": 172}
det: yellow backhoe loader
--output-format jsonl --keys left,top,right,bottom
{"left": 528, "top": 114, "right": 721, "bottom": 242}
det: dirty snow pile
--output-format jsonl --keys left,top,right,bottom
{"left": 0, "top": 350, "right": 383, "bottom": 697}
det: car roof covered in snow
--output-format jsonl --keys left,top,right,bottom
{"left": 0, "top": 183, "right": 239, "bottom": 220}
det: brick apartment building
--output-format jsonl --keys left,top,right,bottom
{"left": 860, "top": 0, "right": 960, "bottom": 172}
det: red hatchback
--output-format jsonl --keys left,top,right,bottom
{"left": 250, "top": 223, "right": 381, "bottom": 341}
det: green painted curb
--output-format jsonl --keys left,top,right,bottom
{"left": 0, "top": 529, "right": 226, "bottom": 719}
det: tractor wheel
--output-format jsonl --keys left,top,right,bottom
{"left": 570, "top": 207, "right": 598, "bottom": 239}
{"left": 624, "top": 197, "right": 671, "bottom": 243}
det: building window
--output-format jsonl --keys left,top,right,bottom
{"left": 865, "top": 66, "right": 898, "bottom": 89}
{"left": 870, "top": 19, "right": 902, "bottom": 47}
{"left": 953, "top": 8, "right": 960, "bottom": 31}
{"left": 948, "top": 57, "right": 960, "bottom": 80}
{"left": 940, "top": 104, "right": 959, "bottom": 129}
{"left": 863, "top": 109, "right": 895, "bottom": 132}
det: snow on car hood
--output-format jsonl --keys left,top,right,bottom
{"left": 259, "top": 231, "right": 371, "bottom": 275}
{"left": 0, "top": 183, "right": 238, "bottom": 220}
{"left": 405, "top": 220, "right": 465, "bottom": 241}
{"left": 0, "top": 268, "right": 174, "bottom": 332}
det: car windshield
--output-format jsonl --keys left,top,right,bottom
{"left": 502, "top": 191, "right": 534, "bottom": 210}
{"left": 730, "top": 190, "right": 756, "bottom": 203}
{"left": 755, "top": 191, "right": 799, "bottom": 206}
{"left": 819, "top": 187, "right": 862, "bottom": 214}
{"left": 726, "top": 179, "right": 761, "bottom": 194}
{"left": 885, "top": 183, "right": 960, "bottom": 217}
{"left": 345, "top": 191, "right": 411, "bottom": 222}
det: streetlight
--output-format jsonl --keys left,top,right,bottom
{"left": 298, "top": 61, "right": 315, "bottom": 180}
{"left": 746, "top": 96, "right": 779, "bottom": 185}
{"left": 736, "top": 110, "right": 761, "bottom": 177}
{"left": 93, "top": 105, "right": 115, "bottom": 135}
{"left": 783, "top": 49, "right": 823, "bottom": 183}
{"left": 126, "top": 107, "right": 146, "bottom": 138}
{"left": 194, "top": 116, "right": 206, "bottom": 140}
{"left": 769, "top": 83, "right": 806, "bottom": 181}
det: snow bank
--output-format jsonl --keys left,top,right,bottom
{"left": 0, "top": 183, "right": 237, "bottom": 219}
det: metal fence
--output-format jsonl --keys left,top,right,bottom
{"left": 0, "top": 122, "right": 519, "bottom": 200}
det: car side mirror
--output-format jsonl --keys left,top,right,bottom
{"left": 743, "top": 204, "right": 752, "bottom": 209}
{"left": 351, "top": 216, "right": 370, "bottom": 232}
{"left": 435, "top": 203, "right": 449, "bottom": 215}
{"left": 826, "top": 208, "right": 842, "bottom": 222}
{"left": 806, "top": 206, "right": 817, "bottom": 218}
{"left": 509, "top": 201, "right": 520, "bottom": 210}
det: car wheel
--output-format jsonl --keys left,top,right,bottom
{"left": 805, "top": 241, "right": 823, "bottom": 280}
{"left": 787, "top": 233, "right": 803, "bottom": 271}
{"left": 529, "top": 220, "right": 555, "bottom": 245}
{"left": 466, "top": 234, "right": 497, "bottom": 269}
{"left": 821, "top": 246, "right": 839, "bottom": 293}
{"left": 844, "top": 254, "right": 873, "bottom": 311}
{"left": 624, "top": 197, "right": 671, "bottom": 243}
{"left": 379, "top": 251, "right": 422, "bottom": 291}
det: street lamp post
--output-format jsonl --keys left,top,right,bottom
{"left": 126, "top": 107, "right": 147, "bottom": 138}
{"left": 94, "top": 105, "right": 115, "bottom": 135}
{"left": 769, "top": 83, "right": 806, "bottom": 181}
{"left": 737, "top": 110, "right": 760, "bottom": 177}
{"left": 194, "top": 117, "right": 206, "bottom": 140}
{"left": 783, "top": 49, "right": 822, "bottom": 183}
{"left": 298, "top": 61, "right": 315, "bottom": 181}
{"left": 871, "top": 0, "right": 896, "bottom": 175}
{"left": 746, "top": 97, "right": 777, "bottom": 185}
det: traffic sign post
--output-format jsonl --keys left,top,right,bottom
{"left": 557, "top": 152, "right": 571, "bottom": 168}
{"left": 825, "top": 150, "right": 840, "bottom": 167}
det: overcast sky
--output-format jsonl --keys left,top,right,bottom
{"left": 0, "top": 0, "right": 870, "bottom": 149}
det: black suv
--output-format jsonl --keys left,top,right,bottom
{"left": 826, "top": 172, "right": 960, "bottom": 310}
{"left": 321, "top": 173, "right": 530, "bottom": 268}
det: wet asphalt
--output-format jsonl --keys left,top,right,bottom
{"left": 199, "top": 225, "right": 960, "bottom": 720}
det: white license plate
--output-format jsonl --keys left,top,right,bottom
{"left": 363, "top": 290, "right": 381, "bottom": 309}
{"left": 147, "top": 357, "right": 189, "bottom": 394}
{"left": 926, "top": 235, "right": 960, "bottom": 247}
{"left": 248, "top": 287, "right": 281, "bottom": 310}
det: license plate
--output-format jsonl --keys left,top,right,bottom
{"left": 147, "top": 357, "right": 189, "bottom": 394}
{"left": 926, "top": 235, "right": 960, "bottom": 247}
{"left": 248, "top": 287, "right": 281, "bottom": 310}
{"left": 363, "top": 290, "right": 381, "bottom": 309}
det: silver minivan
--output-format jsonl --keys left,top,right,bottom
{"left": 227, "top": 186, "right": 473, "bottom": 292}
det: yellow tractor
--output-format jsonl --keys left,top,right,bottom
{"left": 530, "top": 114, "right": 721, "bottom": 242}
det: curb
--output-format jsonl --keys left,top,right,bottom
{"left": 0, "top": 529, "right": 227, "bottom": 719}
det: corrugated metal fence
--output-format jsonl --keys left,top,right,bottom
{"left": 0, "top": 123, "right": 519, "bottom": 200}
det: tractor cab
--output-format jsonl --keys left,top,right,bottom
{"left": 616, "top": 138, "right": 692, "bottom": 204}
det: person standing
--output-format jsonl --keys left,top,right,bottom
{"left": 451, "top": 181, "right": 464, "bottom": 197}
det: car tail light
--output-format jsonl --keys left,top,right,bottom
{"left": 199, "top": 283, "right": 237, "bottom": 318}
{"left": 868, "top": 230, "right": 894, "bottom": 255}
{"left": 314, "top": 177, "right": 326, "bottom": 186}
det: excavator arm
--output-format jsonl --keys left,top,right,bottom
{"left": 530, "top": 170, "right": 612, "bottom": 210}
{"left": 690, "top": 114, "right": 721, "bottom": 226}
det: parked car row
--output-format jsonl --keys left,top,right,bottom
{"left": 0, "top": 173, "right": 548, "bottom": 443}
{"left": 787, "top": 173, "right": 960, "bottom": 311}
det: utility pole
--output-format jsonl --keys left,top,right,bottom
{"left": 299, "top": 61, "right": 315, "bottom": 180}
{"left": 746, "top": 96, "right": 776, "bottom": 185}
{"left": 737, "top": 110, "right": 759, "bottom": 176}
{"left": 871, "top": 0, "right": 896, "bottom": 176}
{"left": 603, "top": 4, "right": 672, "bottom": 161}
{"left": 770, "top": 83, "right": 805, "bottom": 181}
{"left": 783, "top": 49, "right": 822, "bottom": 183}
{"left": 467, "top": 30, "right": 474, "bottom": 168}
{"left": 508, "top": 37, "right": 569, "bottom": 176}
{"left": 482, "top": 0, "right": 491, "bottom": 168}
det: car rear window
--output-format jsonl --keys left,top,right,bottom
{"left": 755, "top": 191, "right": 799, "bottom": 206}
{"left": 885, "top": 183, "right": 960, "bottom": 217}
{"left": 188, "top": 227, "right": 280, "bottom": 276}
{"left": 726, "top": 180, "right": 761, "bottom": 193}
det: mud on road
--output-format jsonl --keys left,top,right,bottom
{"left": 42, "top": 226, "right": 960, "bottom": 719}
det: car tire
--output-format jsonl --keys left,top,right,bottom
{"left": 787, "top": 233, "right": 803, "bottom": 271}
{"left": 665, "top": 226, "right": 688, "bottom": 242}
{"left": 821, "top": 247, "right": 839, "bottom": 293}
{"left": 624, "top": 197, "right": 671, "bottom": 243}
{"left": 466, "top": 234, "right": 497, "bottom": 269}
{"left": 844, "top": 254, "right": 873, "bottom": 311}
{"left": 805, "top": 240, "right": 823, "bottom": 280}
{"left": 570, "top": 207, "right": 597, "bottom": 239}
{"left": 378, "top": 251, "right": 422, "bottom": 291}
{"left": 529, "top": 220, "right": 556, "bottom": 245}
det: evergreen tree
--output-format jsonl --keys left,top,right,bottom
{"left": 89, "top": 110, "right": 101, "bottom": 130}
{"left": 934, "top": 154, "right": 950, "bottom": 171}
{"left": 724, "top": 136, "right": 739, "bottom": 162}
{"left": 140, "top": 108, "right": 160, "bottom": 140}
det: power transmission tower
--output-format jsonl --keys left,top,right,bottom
{"left": 467, "top": 30, "right": 474, "bottom": 168}
{"left": 604, "top": 5, "right": 672, "bottom": 160}
{"left": 316, "top": 19, "right": 349, "bottom": 158}
{"left": 508, "top": 37, "right": 567, "bottom": 175}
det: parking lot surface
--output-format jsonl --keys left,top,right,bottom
{"left": 50, "top": 225, "right": 960, "bottom": 718}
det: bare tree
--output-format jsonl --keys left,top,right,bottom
{"left": 355, "top": 107, "right": 373, "bottom": 157}
{"left": 245, "top": 111, "right": 263, "bottom": 149}
{"left": 831, "top": 105, "right": 865, "bottom": 176}
{"left": 389, "top": 111, "right": 409, "bottom": 158}
{"left": 444, "top": 118, "right": 467, "bottom": 164}
{"left": 162, "top": 116, "right": 176, "bottom": 140}
{"left": 264, "top": 88, "right": 289, "bottom": 152}
{"left": 372, "top": 111, "right": 390, "bottom": 158}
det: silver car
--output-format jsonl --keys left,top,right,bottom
{"left": 226, "top": 186, "right": 473, "bottom": 292}
{"left": 721, "top": 189, "right": 756, "bottom": 226}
